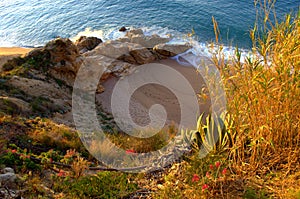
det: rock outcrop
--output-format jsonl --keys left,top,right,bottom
{"left": 75, "top": 36, "right": 102, "bottom": 53}
{"left": 0, "top": 96, "right": 31, "bottom": 115}
{"left": 45, "top": 38, "right": 83, "bottom": 86}
{"left": 119, "top": 26, "right": 127, "bottom": 32}
{"left": 129, "top": 48, "right": 156, "bottom": 64}
{"left": 125, "top": 29, "right": 171, "bottom": 48}
{"left": 85, "top": 40, "right": 142, "bottom": 59}
{"left": 16, "top": 38, "right": 83, "bottom": 87}
{"left": 84, "top": 40, "right": 156, "bottom": 65}
{"left": 0, "top": 168, "right": 22, "bottom": 198}
{"left": 0, "top": 167, "right": 17, "bottom": 187}
{"left": 130, "top": 34, "right": 170, "bottom": 48}
{"left": 125, "top": 29, "right": 144, "bottom": 38}
{"left": 154, "top": 43, "right": 192, "bottom": 57}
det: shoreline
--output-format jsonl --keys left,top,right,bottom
{"left": 0, "top": 47, "right": 33, "bottom": 56}
{"left": 0, "top": 47, "right": 34, "bottom": 69}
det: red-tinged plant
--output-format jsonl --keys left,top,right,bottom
{"left": 192, "top": 174, "right": 200, "bottom": 182}
{"left": 57, "top": 170, "right": 66, "bottom": 177}
{"left": 202, "top": 184, "right": 209, "bottom": 192}
{"left": 126, "top": 149, "right": 135, "bottom": 154}
{"left": 206, "top": 171, "right": 211, "bottom": 179}
{"left": 222, "top": 168, "right": 227, "bottom": 175}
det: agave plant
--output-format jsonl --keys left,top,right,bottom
{"left": 183, "top": 112, "right": 235, "bottom": 156}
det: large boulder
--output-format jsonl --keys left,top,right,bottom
{"left": 85, "top": 40, "right": 158, "bottom": 65}
{"left": 73, "top": 55, "right": 114, "bottom": 94}
{"left": 119, "top": 26, "right": 127, "bottom": 32}
{"left": 130, "top": 34, "right": 170, "bottom": 48}
{"left": 116, "top": 37, "right": 131, "bottom": 43}
{"left": 125, "top": 29, "right": 170, "bottom": 48}
{"left": 153, "top": 43, "right": 192, "bottom": 57}
{"left": 75, "top": 36, "right": 102, "bottom": 53}
{"left": 125, "top": 29, "right": 144, "bottom": 38}
{"left": 0, "top": 167, "right": 17, "bottom": 187}
{"left": 129, "top": 48, "right": 156, "bottom": 64}
{"left": 82, "top": 54, "right": 137, "bottom": 82}
{"left": 85, "top": 40, "right": 143, "bottom": 60}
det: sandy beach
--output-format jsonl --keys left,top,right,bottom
{"left": 0, "top": 47, "right": 33, "bottom": 69}
{"left": 97, "top": 58, "right": 210, "bottom": 131}
{"left": 0, "top": 47, "right": 33, "bottom": 56}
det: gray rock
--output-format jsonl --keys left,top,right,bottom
{"left": 126, "top": 29, "right": 144, "bottom": 38}
{"left": 0, "top": 173, "right": 17, "bottom": 184}
{"left": 85, "top": 40, "right": 143, "bottom": 59}
{"left": 130, "top": 34, "right": 170, "bottom": 48}
{"left": 153, "top": 43, "right": 192, "bottom": 57}
{"left": 2, "top": 167, "right": 15, "bottom": 174}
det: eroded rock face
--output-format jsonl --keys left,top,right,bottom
{"left": 125, "top": 29, "right": 171, "bottom": 48}
{"left": 7, "top": 76, "right": 71, "bottom": 113}
{"left": 45, "top": 38, "right": 79, "bottom": 67}
{"left": 80, "top": 54, "right": 137, "bottom": 93}
{"left": 44, "top": 38, "right": 83, "bottom": 86}
{"left": 75, "top": 36, "right": 102, "bottom": 53}
{"left": 129, "top": 48, "right": 156, "bottom": 64}
{"left": 117, "top": 53, "right": 137, "bottom": 64}
{"left": 84, "top": 40, "right": 156, "bottom": 65}
{"left": 153, "top": 43, "right": 192, "bottom": 57}
{"left": 0, "top": 96, "right": 31, "bottom": 115}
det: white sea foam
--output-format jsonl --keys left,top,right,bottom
{"left": 70, "top": 28, "right": 105, "bottom": 43}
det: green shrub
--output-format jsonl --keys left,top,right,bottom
{"left": 53, "top": 171, "right": 138, "bottom": 198}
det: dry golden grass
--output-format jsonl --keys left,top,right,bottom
{"left": 201, "top": 1, "right": 299, "bottom": 197}
{"left": 106, "top": 125, "right": 176, "bottom": 153}
{"left": 220, "top": 7, "right": 300, "bottom": 173}
{"left": 155, "top": 1, "right": 299, "bottom": 198}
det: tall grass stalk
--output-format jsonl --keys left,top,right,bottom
{"left": 212, "top": 0, "right": 299, "bottom": 172}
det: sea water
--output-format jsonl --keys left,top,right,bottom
{"left": 0, "top": 0, "right": 298, "bottom": 50}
